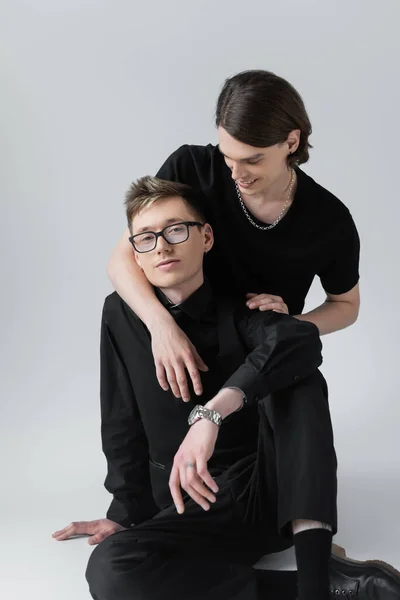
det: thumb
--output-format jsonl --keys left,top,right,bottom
{"left": 88, "top": 529, "right": 110, "bottom": 546}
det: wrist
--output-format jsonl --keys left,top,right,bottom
{"left": 204, "top": 388, "right": 244, "bottom": 420}
{"left": 146, "top": 306, "right": 175, "bottom": 332}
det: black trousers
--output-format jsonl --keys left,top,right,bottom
{"left": 86, "top": 371, "right": 337, "bottom": 600}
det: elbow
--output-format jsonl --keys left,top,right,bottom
{"left": 107, "top": 254, "right": 117, "bottom": 285}
{"left": 352, "top": 302, "right": 360, "bottom": 324}
{"left": 107, "top": 245, "right": 124, "bottom": 286}
{"left": 346, "top": 300, "right": 360, "bottom": 328}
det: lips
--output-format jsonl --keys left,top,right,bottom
{"left": 237, "top": 179, "right": 258, "bottom": 188}
{"left": 156, "top": 259, "right": 180, "bottom": 268}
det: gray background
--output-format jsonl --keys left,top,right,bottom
{"left": 1, "top": 1, "right": 399, "bottom": 598}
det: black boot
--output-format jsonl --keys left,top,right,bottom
{"left": 329, "top": 553, "right": 400, "bottom": 598}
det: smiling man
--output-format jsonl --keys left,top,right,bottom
{"left": 54, "top": 176, "right": 400, "bottom": 600}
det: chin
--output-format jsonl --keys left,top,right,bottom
{"left": 155, "top": 272, "right": 183, "bottom": 287}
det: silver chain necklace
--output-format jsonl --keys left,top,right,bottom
{"left": 234, "top": 168, "right": 296, "bottom": 231}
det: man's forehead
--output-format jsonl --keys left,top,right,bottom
{"left": 132, "top": 198, "right": 192, "bottom": 233}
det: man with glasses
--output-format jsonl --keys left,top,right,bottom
{"left": 53, "top": 176, "right": 400, "bottom": 600}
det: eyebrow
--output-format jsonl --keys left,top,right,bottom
{"left": 135, "top": 217, "right": 187, "bottom": 234}
{"left": 220, "top": 150, "right": 264, "bottom": 162}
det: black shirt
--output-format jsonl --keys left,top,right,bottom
{"left": 100, "top": 281, "right": 322, "bottom": 527}
{"left": 156, "top": 144, "right": 360, "bottom": 315}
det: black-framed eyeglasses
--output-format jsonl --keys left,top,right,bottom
{"left": 129, "top": 221, "right": 204, "bottom": 253}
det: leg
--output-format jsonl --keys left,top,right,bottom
{"left": 86, "top": 471, "right": 299, "bottom": 600}
{"left": 261, "top": 370, "right": 337, "bottom": 539}
{"left": 228, "top": 370, "right": 336, "bottom": 599}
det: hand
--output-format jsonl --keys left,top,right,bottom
{"left": 52, "top": 518, "right": 127, "bottom": 546}
{"left": 169, "top": 419, "right": 219, "bottom": 514}
{"left": 246, "top": 292, "right": 289, "bottom": 314}
{"left": 150, "top": 318, "right": 208, "bottom": 402}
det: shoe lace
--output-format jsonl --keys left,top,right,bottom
{"left": 330, "top": 589, "right": 355, "bottom": 598}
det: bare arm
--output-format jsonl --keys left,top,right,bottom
{"left": 107, "top": 228, "right": 171, "bottom": 327}
{"left": 107, "top": 229, "right": 208, "bottom": 400}
{"left": 294, "top": 283, "right": 360, "bottom": 336}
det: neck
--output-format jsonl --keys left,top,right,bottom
{"left": 159, "top": 271, "right": 204, "bottom": 305}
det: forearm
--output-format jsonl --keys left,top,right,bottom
{"left": 294, "top": 299, "right": 359, "bottom": 336}
{"left": 107, "top": 228, "right": 171, "bottom": 329}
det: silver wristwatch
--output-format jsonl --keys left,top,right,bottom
{"left": 188, "top": 404, "right": 222, "bottom": 427}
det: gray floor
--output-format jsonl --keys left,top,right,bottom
{"left": 2, "top": 470, "right": 399, "bottom": 600}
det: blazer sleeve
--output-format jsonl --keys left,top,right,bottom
{"left": 100, "top": 309, "right": 159, "bottom": 527}
{"left": 222, "top": 309, "right": 323, "bottom": 406}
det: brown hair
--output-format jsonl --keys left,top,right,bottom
{"left": 215, "top": 70, "right": 312, "bottom": 167}
{"left": 125, "top": 176, "right": 205, "bottom": 232}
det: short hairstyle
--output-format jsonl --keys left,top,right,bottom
{"left": 125, "top": 176, "right": 205, "bottom": 233}
{"left": 216, "top": 70, "right": 313, "bottom": 167}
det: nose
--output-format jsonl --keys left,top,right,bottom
{"left": 231, "top": 162, "right": 245, "bottom": 181}
{"left": 156, "top": 234, "right": 171, "bottom": 252}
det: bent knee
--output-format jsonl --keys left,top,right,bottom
{"left": 85, "top": 534, "right": 153, "bottom": 599}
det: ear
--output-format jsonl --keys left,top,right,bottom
{"left": 203, "top": 223, "right": 214, "bottom": 254}
{"left": 134, "top": 252, "right": 142, "bottom": 270}
{"left": 287, "top": 129, "right": 300, "bottom": 154}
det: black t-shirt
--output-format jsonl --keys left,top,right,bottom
{"left": 156, "top": 144, "right": 360, "bottom": 316}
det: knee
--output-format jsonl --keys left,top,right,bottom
{"left": 85, "top": 536, "right": 120, "bottom": 599}
{"left": 85, "top": 534, "right": 155, "bottom": 600}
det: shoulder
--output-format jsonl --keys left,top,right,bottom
{"left": 102, "top": 292, "right": 141, "bottom": 325}
{"left": 164, "top": 143, "right": 218, "bottom": 165}
{"left": 296, "top": 168, "right": 358, "bottom": 237}
{"left": 156, "top": 143, "right": 221, "bottom": 189}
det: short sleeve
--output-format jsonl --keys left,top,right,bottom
{"left": 156, "top": 145, "right": 199, "bottom": 185}
{"left": 318, "top": 212, "right": 360, "bottom": 295}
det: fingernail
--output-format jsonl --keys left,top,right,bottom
{"left": 203, "top": 505, "right": 210, "bottom": 511}
{"left": 248, "top": 303, "right": 255, "bottom": 309}
{"left": 176, "top": 506, "right": 183, "bottom": 514}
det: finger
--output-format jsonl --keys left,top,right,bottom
{"left": 185, "top": 474, "right": 216, "bottom": 505}
{"left": 196, "top": 459, "right": 219, "bottom": 494}
{"left": 182, "top": 469, "right": 211, "bottom": 511}
{"left": 52, "top": 521, "right": 91, "bottom": 540}
{"left": 185, "top": 354, "right": 204, "bottom": 396}
{"left": 165, "top": 365, "right": 181, "bottom": 398}
{"left": 245, "top": 293, "right": 258, "bottom": 299}
{"left": 173, "top": 362, "right": 190, "bottom": 402}
{"left": 169, "top": 467, "right": 185, "bottom": 514}
{"left": 191, "top": 347, "right": 209, "bottom": 373}
{"left": 87, "top": 529, "right": 110, "bottom": 546}
{"left": 246, "top": 295, "right": 271, "bottom": 307}
{"left": 247, "top": 294, "right": 283, "bottom": 307}
{"left": 249, "top": 300, "right": 284, "bottom": 311}
{"left": 259, "top": 302, "right": 288, "bottom": 312}
{"left": 155, "top": 363, "right": 169, "bottom": 392}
